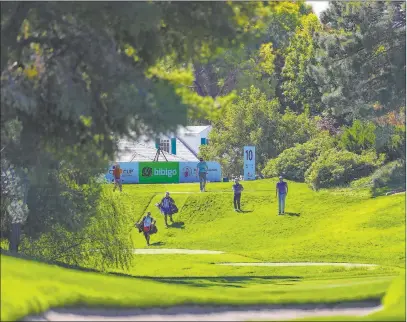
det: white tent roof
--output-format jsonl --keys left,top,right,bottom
{"left": 116, "top": 137, "right": 198, "bottom": 162}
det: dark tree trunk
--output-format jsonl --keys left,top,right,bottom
{"left": 8, "top": 223, "right": 21, "bottom": 253}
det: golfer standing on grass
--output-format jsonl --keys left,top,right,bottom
{"left": 112, "top": 163, "right": 123, "bottom": 192}
{"left": 276, "top": 176, "right": 288, "bottom": 215}
{"left": 196, "top": 157, "right": 209, "bottom": 192}
{"left": 232, "top": 178, "right": 244, "bottom": 212}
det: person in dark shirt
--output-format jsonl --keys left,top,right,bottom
{"left": 276, "top": 176, "right": 288, "bottom": 215}
{"left": 157, "top": 192, "right": 176, "bottom": 227}
{"left": 232, "top": 178, "right": 244, "bottom": 212}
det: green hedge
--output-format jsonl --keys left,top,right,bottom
{"left": 305, "top": 149, "right": 385, "bottom": 190}
{"left": 262, "top": 135, "right": 334, "bottom": 181}
{"left": 339, "top": 120, "right": 376, "bottom": 154}
{"left": 371, "top": 159, "right": 406, "bottom": 196}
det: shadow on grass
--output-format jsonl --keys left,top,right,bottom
{"left": 285, "top": 212, "right": 300, "bottom": 217}
{"left": 1, "top": 250, "right": 102, "bottom": 274}
{"left": 135, "top": 275, "right": 302, "bottom": 288}
{"left": 170, "top": 221, "right": 185, "bottom": 229}
{"left": 372, "top": 187, "right": 405, "bottom": 198}
{"left": 149, "top": 242, "right": 165, "bottom": 246}
{"left": 106, "top": 271, "right": 302, "bottom": 289}
{"left": 239, "top": 210, "right": 254, "bottom": 213}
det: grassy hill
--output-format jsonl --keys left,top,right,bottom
{"left": 1, "top": 179, "right": 405, "bottom": 321}
{"left": 128, "top": 180, "right": 405, "bottom": 267}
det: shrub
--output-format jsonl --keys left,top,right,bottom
{"left": 305, "top": 149, "right": 385, "bottom": 190}
{"left": 375, "top": 125, "right": 406, "bottom": 162}
{"left": 19, "top": 189, "right": 133, "bottom": 271}
{"left": 371, "top": 159, "right": 406, "bottom": 196}
{"left": 262, "top": 134, "right": 334, "bottom": 181}
{"left": 340, "top": 120, "right": 376, "bottom": 154}
{"left": 316, "top": 116, "right": 341, "bottom": 135}
{"left": 350, "top": 175, "right": 374, "bottom": 189}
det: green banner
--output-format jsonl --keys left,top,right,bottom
{"left": 139, "top": 162, "right": 179, "bottom": 184}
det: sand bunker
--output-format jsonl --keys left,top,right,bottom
{"left": 24, "top": 301, "right": 383, "bottom": 321}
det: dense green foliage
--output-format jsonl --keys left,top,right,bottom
{"left": 340, "top": 120, "right": 377, "bottom": 154}
{"left": 19, "top": 189, "right": 133, "bottom": 271}
{"left": 305, "top": 149, "right": 385, "bottom": 190}
{"left": 371, "top": 159, "right": 406, "bottom": 196}
{"left": 200, "top": 87, "right": 318, "bottom": 176}
{"left": 340, "top": 121, "right": 406, "bottom": 162}
{"left": 312, "top": 1, "right": 405, "bottom": 122}
{"left": 375, "top": 124, "right": 406, "bottom": 162}
{"left": 0, "top": 2, "right": 274, "bottom": 264}
{"left": 281, "top": 13, "right": 323, "bottom": 115}
{"left": 191, "top": 2, "right": 314, "bottom": 101}
{"left": 262, "top": 134, "right": 334, "bottom": 181}
{"left": 200, "top": 1, "right": 405, "bottom": 185}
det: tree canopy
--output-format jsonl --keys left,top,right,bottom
{"left": 0, "top": 1, "right": 274, "bottom": 265}
{"left": 1, "top": 1, "right": 405, "bottom": 267}
{"left": 311, "top": 1, "right": 406, "bottom": 122}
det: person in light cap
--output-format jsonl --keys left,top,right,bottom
{"left": 276, "top": 176, "right": 288, "bottom": 215}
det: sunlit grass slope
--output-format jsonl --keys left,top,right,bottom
{"left": 294, "top": 273, "right": 406, "bottom": 322}
{"left": 1, "top": 179, "right": 404, "bottom": 321}
{"left": 0, "top": 253, "right": 400, "bottom": 322}
{"left": 118, "top": 180, "right": 405, "bottom": 267}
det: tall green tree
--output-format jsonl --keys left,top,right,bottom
{"left": 191, "top": 1, "right": 313, "bottom": 102}
{"left": 0, "top": 2, "right": 271, "bottom": 264}
{"left": 200, "top": 86, "right": 318, "bottom": 177}
{"left": 1, "top": 2, "right": 261, "bottom": 160}
{"left": 281, "top": 13, "right": 323, "bottom": 115}
{"left": 311, "top": 1, "right": 406, "bottom": 123}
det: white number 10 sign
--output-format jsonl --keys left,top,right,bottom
{"left": 243, "top": 146, "right": 255, "bottom": 181}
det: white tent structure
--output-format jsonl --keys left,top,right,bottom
{"left": 115, "top": 126, "right": 212, "bottom": 162}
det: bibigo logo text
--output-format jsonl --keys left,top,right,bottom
{"left": 140, "top": 168, "right": 177, "bottom": 178}
{"left": 154, "top": 168, "right": 177, "bottom": 177}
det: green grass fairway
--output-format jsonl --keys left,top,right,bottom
{"left": 128, "top": 180, "right": 405, "bottom": 267}
{"left": 1, "top": 179, "right": 405, "bottom": 321}
{"left": 0, "top": 253, "right": 401, "bottom": 321}
{"left": 293, "top": 273, "right": 406, "bottom": 322}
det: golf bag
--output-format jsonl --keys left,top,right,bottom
{"left": 134, "top": 222, "right": 143, "bottom": 233}
{"left": 170, "top": 203, "right": 178, "bottom": 214}
{"left": 149, "top": 224, "right": 158, "bottom": 234}
{"left": 135, "top": 219, "right": 158, "bottom": 235}
{"left": 156, "top": 202, "right": 178, "bottom": 215}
